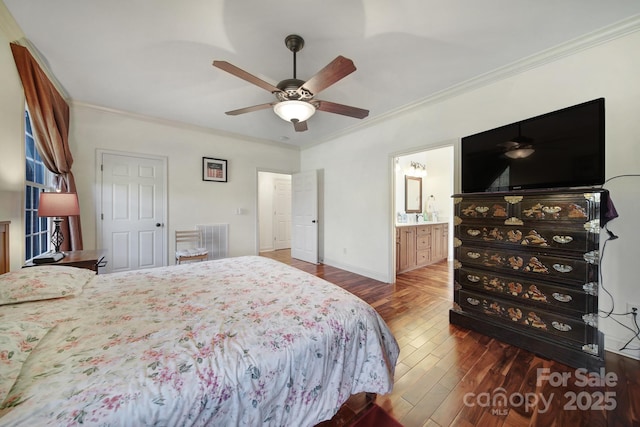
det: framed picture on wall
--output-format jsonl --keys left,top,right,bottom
{"left": 202, "top": 157, "right": 228, "bottom": 182}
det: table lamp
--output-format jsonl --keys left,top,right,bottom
{"left": 37, "top": 191, "right": 80, "bottom": 260}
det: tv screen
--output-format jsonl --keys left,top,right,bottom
{"left": 461, "top": 98, "right": 605, "bottom": 193}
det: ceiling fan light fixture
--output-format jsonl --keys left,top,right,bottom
{"left": 504, "top": 146, "right": 535, "bottom": 159}
{"left": 273, "top": 100, "right": 316, "bottom": 123}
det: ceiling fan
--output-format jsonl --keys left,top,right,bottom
{"left": 212, "top": 34, "right": 369, "bottom": 132}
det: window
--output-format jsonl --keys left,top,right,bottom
{"left": 24, "top": 109, "right": 53, "bottom": 260}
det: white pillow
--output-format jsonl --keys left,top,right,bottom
{"left": 0, "top": 266, "right": 95, "bottom": 306}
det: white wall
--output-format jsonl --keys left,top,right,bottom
{"left": 394, "top": 147, "right": 453, "bottom": 223}
{"left": 0, "top": 19, "right": 27, "bottom": 271}
{"left": 302, "top": 30, "right": 640, "bottom": 359}
{"left": 69, "top": 104, "right": 300, "bottom": 262}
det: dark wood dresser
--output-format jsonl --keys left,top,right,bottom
{"left": 450, "top": 188, "right": 608, "bottom": 370}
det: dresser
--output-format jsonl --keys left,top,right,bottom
{"left": 450, "top": 189, "right": 607, "bottom": 370}
{"left": 396, "top": 222, "right": 448, "bottom": 273}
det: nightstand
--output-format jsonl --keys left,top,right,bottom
{"left": 24, "top": 250, "right": 107, "bottom": 274}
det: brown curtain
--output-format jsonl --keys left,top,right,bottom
{"left": 11, "top": 43, "right": 83, "bottom": 251}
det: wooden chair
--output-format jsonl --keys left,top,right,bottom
{"left": 175, "top": 230, "right": 208, "bottom": 264}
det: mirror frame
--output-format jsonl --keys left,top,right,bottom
{"left": 405, "top": 176, "right": 422, "bottom": 213}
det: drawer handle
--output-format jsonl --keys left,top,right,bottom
{"left": 553, "top": 264, "right": 573, "bottom": 273}
{"left": 552, "top": 321, "right": 572, "bottom": 332}
{"left": 466, "top": 297, "right": 480, "bottom": 306}
{"left": 475, "top": 206, "right": 489, "bottom": 214}
{"left": 552, "top": 292, "right": 572, "bottom": 303}
{"left": 467, "top": 274, "right": 480, "bottom": 282}
{"left": 467, "top": 229, "right": 481, "bottom": 236}
{"left": 553, "top": 235, "right": 574, "bottom": 244}
{"left": 467, "top": 252, "right": 481, "bottom": 259}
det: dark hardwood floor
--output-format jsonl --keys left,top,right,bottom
{"left": 260, "top": 249, "right": 640, "bottom": 427}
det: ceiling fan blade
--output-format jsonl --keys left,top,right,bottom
{"left": 297, "top": 56, "right": 356, "bottom": 96}
{"left": 213, "top": 60, "right": 282, "bottom": 93}
{"left": 292, "top": 119, "right": 308, "bottom": 132}
{"left": 315, "top": 100, "right": 369, "bottom": 119}
{"left": 225, "top": 103, "right": 274, "bottom": 116}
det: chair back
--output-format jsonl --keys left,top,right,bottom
{"left": 175, "top": 230, "right": 208, "bottom": 264}
{"left": 176, "top": 230, "right": 202, "bottom": 247}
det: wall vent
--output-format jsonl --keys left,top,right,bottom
{"left": 196, "top": 224, "right": 229, "bottom": 260}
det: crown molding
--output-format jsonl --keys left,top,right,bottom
{"left": 70, "top": 100, "right": 301, "bottom": 151}
{"left": 303, "top": 14, "right": 640, "bottom": 149}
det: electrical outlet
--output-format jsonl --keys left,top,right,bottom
{"left": 627, "top": 302, "right": 640, "bottom": 315}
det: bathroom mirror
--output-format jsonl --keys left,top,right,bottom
{"left": 405, "top": 176, "right": 422, "bottom": 213}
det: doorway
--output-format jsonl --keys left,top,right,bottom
{"left": 258, "top": 171, "right": 292, "bottom": 253}
{"left": 392, "top": 145, "right": 454, "bottom": 279}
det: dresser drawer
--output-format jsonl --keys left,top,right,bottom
{"left": 455, "top": 267, "right": 595, "bottom": 317}
{"left": 454, "top": 191, "right": 602, "bottom": 229}
{"left": 455, "top": 244, "right": 598, "bottom": 285}
{"left": 456, "top": 223, "right": 597, "bottom": 254}
{"left": 515, "top": 192, "right": 600, "bottom": 224}
{"left": 458, "top": 290, "right": 596, "bottom": 347}
{"left": 455, "top": 197, "right": 510, "bottom": 220}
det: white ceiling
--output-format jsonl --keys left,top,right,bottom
{"left": 5, "top": 1, "right": 640, "bottom": 147}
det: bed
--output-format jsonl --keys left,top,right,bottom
{"left": 0, "top": 250, "right": 399, "bottom": 426}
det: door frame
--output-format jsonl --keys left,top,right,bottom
{"left": 95, "top": 149, "right": 169, "bottom": 266}
{"left": 273, "top": 176, "right": 292, "bottom": 250}
{"left": 255, "top": 168, "right": 295, "bottom": 255}
{"left": 390, "top": 141, "right": 458, "bottom": 283}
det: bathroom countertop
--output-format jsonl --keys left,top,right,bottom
{"left": 395, "top": 221, "right": 447, "bottom": 227}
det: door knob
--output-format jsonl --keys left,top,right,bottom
{"left": 155, "top": 223, "right": 164, "bottom": 227}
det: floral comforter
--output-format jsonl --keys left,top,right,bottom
{"left": 0, "top": 256, "right": 399, "bottom": 426}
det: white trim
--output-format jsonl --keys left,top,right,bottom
{"left": 74, "top": 101, "right": 300, "bottom": 152}
{"left": 255, "top": 168, "right": 296, "bottom": 255}
{"left": 303, "top": 15, "right": 640, "bottom": 149}
{"left": 322, "top": 256, "right": 390, "bottom": 284}
{"left": 604, "top": 335, "right": 640, "bottom": 361}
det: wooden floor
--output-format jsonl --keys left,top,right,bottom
{"left": 260, "top": 249, "right": 640, "bottom": 427}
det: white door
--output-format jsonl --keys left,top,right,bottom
{"left": 100, "top": 152, "right": 166, "bottom": 272}
{"left": 291, "top": 170, "right": 318, "bottom": 264}
{"left": 273, "top": 178, "right": 291, "bottom": 250}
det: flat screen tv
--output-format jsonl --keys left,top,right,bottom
{"left": 461, "top": 98, "right": 605, "bottom": 193}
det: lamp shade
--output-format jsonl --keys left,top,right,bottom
{"left": 273, "top": 100, "right": 316, "bottom": 123}
{"left": 38, "top": 192, "right": 80, "bottom": 217}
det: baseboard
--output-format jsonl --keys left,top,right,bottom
{"left": 321, "top": 257, "right": 392, "bottom": 284}
{"left": 604, "top": 335, "right": 640, "bottom": 361}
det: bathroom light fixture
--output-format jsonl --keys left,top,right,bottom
{"left": 407, "top": 161, "right": 427, "bottom": 177}
{"left": 273, "top": 100, "right": 316, "bottom": 123}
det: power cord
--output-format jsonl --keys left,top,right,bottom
{"left": 598, "top": 174, "right": 640, "bottom": 351}
{"left": 618, "top": 308, "right": 640, "bottom": 352}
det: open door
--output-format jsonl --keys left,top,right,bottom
{"left": 291, "top": 170, "right": 318, "bottom": 264}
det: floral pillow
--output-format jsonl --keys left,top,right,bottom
{"left": 0, "top": 266, "right": 95, "bottom": 306}
{"left": 0, "top": 321, "right": 52, "bottom": 405}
